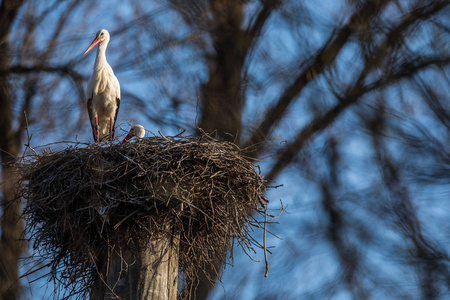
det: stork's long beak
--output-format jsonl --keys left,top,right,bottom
{"left": 84, "top": 37, "right": 100, "bottom": 54}
{"left": 122, "top": 133, "right": 133, "bottom": 143}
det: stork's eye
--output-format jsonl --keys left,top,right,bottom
{"left": 101, "top": 32, "right": 104, "bottom": 36}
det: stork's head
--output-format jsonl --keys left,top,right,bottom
{"left": 122, "top": 125, "right": 146, "bottom": 143}
{"left": 84, "top": 29, "right": 110, "bottom": 54}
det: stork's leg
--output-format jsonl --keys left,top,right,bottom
{"left": 95, "top": 115, "right": 100, "bottom": 142}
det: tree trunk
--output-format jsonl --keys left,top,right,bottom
{"left": 199, "top": 1, "right": 247, "bottom": 143}
{"left": 0, "top": 1, "right": 26, "bottom": 299}
{"left": 0, "top": 164, "right": 23, "bottom": 299}
{"left": 90, "top": 232, "right": 179, "bottom": 300}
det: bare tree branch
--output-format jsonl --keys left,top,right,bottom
{"left": 246, "top": 0, "right": 281, "bottom": 49}
{"left": 243, "top": 0, "right": 393, "bottom": 154}
{"left": 265, "top": 54, "right": 450, "bottom": 183}
{"left": 372, "top": 120, "right": 450, "bottom": 299}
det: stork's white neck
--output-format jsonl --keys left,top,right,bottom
{"left": 94, "top": 42, "right": 109, "bottom": 69}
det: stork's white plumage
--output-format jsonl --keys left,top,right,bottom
{"left": 122, "top": 125, "right": 145, "bottom": 143}
{"left": 84, "top": 29, "right": 120, "bottom": 142}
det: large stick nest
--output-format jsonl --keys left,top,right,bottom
{"left": 20, "top": 134, "right": 268, "bottom": 298}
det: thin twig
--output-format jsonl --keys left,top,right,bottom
{"left": 264, "top": 201, "right": 269, "bottom": 277}
{"left": 23, "top": 111, "right": 38, "bottom": 156}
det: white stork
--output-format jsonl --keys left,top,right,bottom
{"left": 84, "top": 29, "right": 120, "bottom": 142}
{"left": 122, "top": 125, "right": 145, "bottom": 143}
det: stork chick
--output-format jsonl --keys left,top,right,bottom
{"left": 122, "top": 125, "right": 145, "bottom": 143}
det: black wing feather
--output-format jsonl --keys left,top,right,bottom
{"left": 87, "top": 97, "right": 97, "bottom": 141}
{"left": 111, "top": 97, "right": 120, "bottom": 139}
